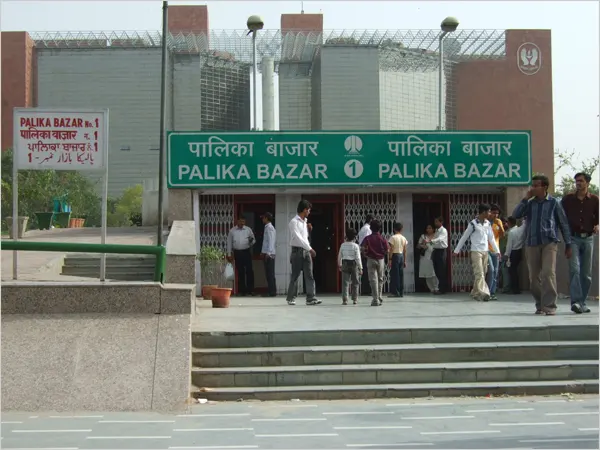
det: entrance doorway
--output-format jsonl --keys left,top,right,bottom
{"left": 412, "top": 195, "right": 449, "bottom": 293}
{"left": 234, "top": 194, "right": 275, "bottom": 295}
{"left": 302, "top": 195, "right": 343, "bottom": 293}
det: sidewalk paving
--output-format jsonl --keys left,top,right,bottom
{"left": 1, "top": 227, "right": 158, "bottom": 281}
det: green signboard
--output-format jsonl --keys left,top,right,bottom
{"left": 167, "top": 131, "right": 531, "bottom": 188}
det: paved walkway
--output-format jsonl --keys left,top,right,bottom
{"left": 193, "top": 293, "right": 599, "bottom": 332}
{"left": 1, "top": 227, "right": 158, "bottom": 281}
{"left": 1, "top": 395, "right": 598, "bottom": 449}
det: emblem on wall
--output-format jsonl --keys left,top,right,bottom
{"left": 517, "top": 42, "right": 541, "bottom": 76}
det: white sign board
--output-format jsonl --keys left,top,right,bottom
{"left": 13, "top": 109, "right": 108, "bottom": 171}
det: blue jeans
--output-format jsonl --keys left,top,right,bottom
{"left": 389, "top": 253, "right": 404, "bottom": 296}
{"left": 569, "top": 236, "right": 594, "bottom": 307}
{"left": 486, "top": 252, "right": 499, "bottom": 295}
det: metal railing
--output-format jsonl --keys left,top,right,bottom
{"left": 1, "top": 241, "right": 166, "bottom": 282}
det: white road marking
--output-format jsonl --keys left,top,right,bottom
{"left": 520, "top": 438, "right": 599, "bottom": 443}
{"left": 323, "top": 412, "right": 394, "bottom": 416}
{"left": 277, "top": 404, "right": 319, "bottom": 408}
{"left": 489, "top": 422, "right": 565, "bottom": 426}
{"left": 48, "top": 415, "right": 103, "bottom": 419}
{"left": 170, "top": 447, "right": 258, "bottom": 450}
{"left": 255, "top": 433, "right": 339, "bottom": 437}
{"left": 174, "top": 428, "right": 254, "bottom": 432}
{"left": 546, "top": 412, "right": 599, "bottom": 416}
{"left": 1, "top": 448, "right": 79, "bottom": 450}
{"left": 99, "top": 420, "right": 176, "bottom": 423}
{"left": 335, "top": 426, "right": 413, "bottom": 430}
{"left": 86, "top": 436, "right": 171, "bottom": 439}
{"left": 579, "top": 427, "right": 600, "bottom": 431}
{"left": 466, "top": 408, "right": 534, "bottom": 413}
{"left": 251, "top": 418, "right": 326, "bottom": 422}
{"left": 12, "top": 429, "right": 92, "bottom": 433}
{"left": 347, "top": 444, "right": 433, "bottom": 448}
{"left": 177, "top": 413, "right": 251, "bottom": 417}
{"left": 401, "top": 415, "right": 475, "bottom": 420}
{"left": 1, "top": 421, "right": 23, "bottom": 424}
{"left": 421, "top": 430, "right": 501, "bottom": 435}
{"left": 385, "top": 402, "right": 454, "bottom": 407}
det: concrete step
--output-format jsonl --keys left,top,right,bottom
{"left": 192, "top": 325, "right": 599, "bottom": 348}
{"left": 61, "top": 266, "right": 154, "bottom": 276}
{"left": 59, "top": 270, "right": 155, "bottom": 281}
{"left": 192, "top": 360, "right": 599, "bottom": 388}
{"left": 193, "top": 341, "right": 600, "bottom": 368}
{"left": 191, "top": 379, "right": 599, "bottom": 402}
{"left": 63, "top": 255, "right": 155, "bottom": 268}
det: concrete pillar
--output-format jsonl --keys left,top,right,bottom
{"left": 262, "top": 56, "right": 275, "bottom": 131}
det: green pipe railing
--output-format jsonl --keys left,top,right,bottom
{"left": 1, "top": 241, "right": 166, "bottom": 282}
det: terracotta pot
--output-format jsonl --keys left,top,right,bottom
{"left": 69, "top": 218, "right": 78, "bottom": 228}
{"left": 211, "top": 287, "right": 232, "bottom": 308}
{"left": 202, "top": 285, "right": 218, "bottom": 300}
{"left": 78, "top": 218, "right": 85, "bottom": 227}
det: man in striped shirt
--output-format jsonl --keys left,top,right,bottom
{"left": 512, "top": 174, "right": 572, "bottom": 316}
{"left": 337, "top": 228, "right": 363, "bottom": 305}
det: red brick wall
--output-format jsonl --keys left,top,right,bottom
{"left": 281, "top": 13, "right": 323, "bottom": 33}
{"left": 1, "top": 31, "right": 36, "bottom": 151}
{"left": 454, "top": 30, "right": 554, "bottom": 188}
{"left": 168, "top": 5, "right": 208, "bottom": 34}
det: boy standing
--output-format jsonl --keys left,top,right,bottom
{"left": 361, "top": 220, "right": 390, "bottom": 307}
{"left": 453, "top": 204, "right": 501, "bottom": 302}
{"left": 388, "top": 222, "right": 408, "bottom": 298}
{"left": 338, "top": 228, "right": 363, "bottom": 305}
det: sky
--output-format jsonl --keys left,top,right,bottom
{"left": 1, "top": 0, "right": 599, "bottom": 179}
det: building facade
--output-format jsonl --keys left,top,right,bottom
{"left": 1, "top": 5, "right": 554, "bottom": 295}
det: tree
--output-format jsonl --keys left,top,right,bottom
{"left": 106, "top": 184, "right": 143, "bottom": 227}
{"left": 1, "top": 149, "right": 103, "bottom": 230}
{"left": 553, "top": 148, "right": 599, "bottom": 198}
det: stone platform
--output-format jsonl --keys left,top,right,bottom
{"left": 192, "top": 293, "right": 599, "bottom": 332}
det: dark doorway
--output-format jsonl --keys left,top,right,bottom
{"left": 234, "top": 195, "right": 275, "bottom": 295}
{"left": 303, "top": 195, "right": 343, "bottom": 293}
{"left": 412, "top": 196, "right": 447, "bottom": 293}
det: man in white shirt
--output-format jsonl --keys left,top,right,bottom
{"left": 260, "top": 212, "right": 277, "bottom": 297}
{"left": 430, "top": 216, "right": 449, "bottom": 294}
{"left": 357, "top": 214, "right": 374, "bottom": 296}
{"left": 502, "top": 216, "right": 526, "bottom": 295}
{"left": 227, "top": 217, "right": 256, "bottom": 296}
{"left": 286, "top": 200, "right": 321, "bottom": 306}
{"left": 453, "top": 204, "right": 501, "bottom": 302}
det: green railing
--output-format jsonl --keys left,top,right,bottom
{"left": 1, "top": 241, "right": 166, "bottom": 282}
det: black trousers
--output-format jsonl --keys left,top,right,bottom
{"left": 360, "top": 255, "right": 371, "bottom": 295}
{"left": 263, "top": 256, "right": 276, "bottom": 296}
{"left": 431, "top": 248, "right": 448, "bottom": 293}
{"left": 508, "top": 249, "right": 523, "bottom": 294}
{"left": 233, "top": 249, "right": 254, "bottom": 294}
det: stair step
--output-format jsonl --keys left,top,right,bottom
{"left": 192, "top": 360, "right": 599, "bottom": 388}
{"left": 193, "top": 341, "right": 599, "bottom": 368}
{"left": 62, "top": 262, "right": 156, "bottom": 268}
{"left": 59, "top": 271, "right": 155, "bottom": 281}
{"left": 191, "top": 379, "right": 599, "bottom": 402}
{"left": 192, "top": 325, "right": 600, "bottom": 348}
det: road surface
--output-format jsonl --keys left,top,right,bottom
{"left": 1, "top": 394, "right": 598, "bottom": 449}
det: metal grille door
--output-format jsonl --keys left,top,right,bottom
{"left": 198, "top": 194, "right": 235, "bottom": 253}
{"left": 449, "top": 193, "right": 502, "bottom": 293}
{"left": 344, "top": 193, "right": 397, "bottom": 292}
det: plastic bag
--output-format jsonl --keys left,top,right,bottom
{"left": 224, "top": 263, "right": 234, "bottom": 281}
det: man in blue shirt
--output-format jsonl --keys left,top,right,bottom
{"left": 512, "top": 174, "right": 572, "bottom": 315}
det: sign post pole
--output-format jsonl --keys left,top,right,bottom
{"left": 100, "top": 111, "right": 110, "bottom": 281}
{"left": 11, "top": 136, "right": 19, "bottom": 280}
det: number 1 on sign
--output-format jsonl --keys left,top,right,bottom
{"left": 344, "top": 159, "right": 364, "bottom": 179}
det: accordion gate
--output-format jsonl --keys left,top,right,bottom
{"left": 449, "top": 193, "right": 503, "bottom": 293}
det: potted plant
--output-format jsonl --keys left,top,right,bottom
{"left": 196, "top": 246, "right": 226, "bottom": 300}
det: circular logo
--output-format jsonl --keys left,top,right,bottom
{"left": 344, "top": 135, "right": 363, "bottom": 154}
{"left": 517, "top": 42, "right": 541, "bottom": 76}
{"left": 344, "top": 159, "right": 364, "bottom": 179}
